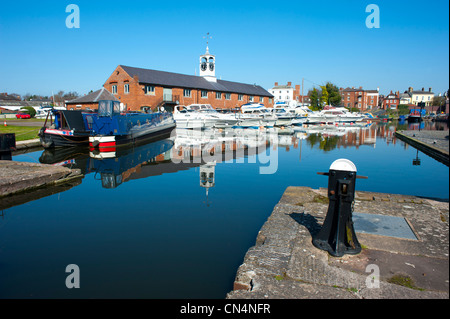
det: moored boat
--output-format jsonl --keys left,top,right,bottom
{"left": 240, "top": 103, "right": 277, "bottom": 127}
{"left": 38, "top": 109, "right": 95, "bottom": 148}
{"left": 173, "top": 105, "right": 209, "bottom": 129}
{"left": 89, "top": 100, "right": 176, "bottom": 152}
{"left": 187, "top": 104, "right": 239, "bottom": 128}
{"left": 407, "top": 109, "right": 425, "bottom": 122}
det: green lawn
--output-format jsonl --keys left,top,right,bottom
{"left": 0, "top": 125, "right": 41, "bottom": 141}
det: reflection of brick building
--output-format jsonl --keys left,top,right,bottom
{"left": 339, "top": 87, "right": 379, "bottom": 111}
{"left": 102, "top": 48, "right": 273, "bottom": 112}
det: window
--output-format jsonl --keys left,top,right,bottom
{"left": 112, "top": 85, "right": 117, "bottom": 94}
{"left": 145, "top": 85, "right": 155, "bottom": 95}
{"left": 249, "top": 96, "right": 254, "bottom": 102}
{"left": 225, "top": 93, "right": 231, "bottom": 100}
{"left": 124, "top": 84, "right": 129, "bottom": 94}
{"left": 183, "top": 89, "right": 191, "bottom": 97}
{"left": 216, "top": 92, "right": 222, "bottom": 99}
{"left": 201, "top": 90, "right": 208, "bottom": 98}
{"left": 260, "top": 97, "right": 264, "bottom": 103}
{"left": 238, "top": 94, "right": 243, "bottom": 101}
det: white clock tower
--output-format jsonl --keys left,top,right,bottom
{"left": 199, "top": 33, "right": 216, "bottom": 82}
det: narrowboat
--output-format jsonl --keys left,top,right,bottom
{"left": 89, "top": 100, "right": 176, "bottom": 152}
{"left": 38, "top": 109, "right": 95, "bottom": 148}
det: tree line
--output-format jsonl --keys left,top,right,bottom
{"left": 22, "top": 91, "right": 80, "bottom": 102}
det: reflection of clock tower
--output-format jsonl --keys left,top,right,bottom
{"left": 199, "top": 46, "right": 217, "bottom": 82}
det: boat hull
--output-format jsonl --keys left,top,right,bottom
{"left": 39, "top": 128, "right": 90, "bottom": 148}
{"left": 175, "top": 119, "right": 206, "bottom": 129}
{"left": 89, "top": 123, "right": 175, "bottom": 152}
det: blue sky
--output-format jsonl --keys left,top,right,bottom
{"left": 0, "top": 0, "right": 448, "bottom": 97}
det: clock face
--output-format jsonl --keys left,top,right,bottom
{"left": 209, "top": 63, "right": 214, "bottom": 71}
{"left": 201, "top": 62, "right": 207, "bottom": 71}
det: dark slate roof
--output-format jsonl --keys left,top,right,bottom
{"left": 66, "top": 88, "right": 119, "bottom": 104}
{"left": 119, "top": 65, "right": 273, "bottom": 97}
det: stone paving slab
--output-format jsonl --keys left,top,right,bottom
{"left": 0, "top": 160, "right": 82, "bottom": 198}
{"left": 227, "top": 187, "right": 449, "bottom": 299}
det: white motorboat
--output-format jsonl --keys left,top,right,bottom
{"left": 305, "top": 108, "right": 364, "bottom": 124}
{"left": 173, "top": 105, "right": 208, "bottom": 129}
{"left": 240, "top": 103, "right": 277, "bottom": 127}
{"left": 187, "top": 104, "right": 239, "bottom": 128}
{"left": 270, "top": 107, "right": 296, "bottom": 126}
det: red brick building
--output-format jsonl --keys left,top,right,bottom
{"left": 381, "top": 91, "right": 400, "bottom": 110}
{"left": 102, "top": 48, "right": 273, "bottom": 112}
{"left": 339, "top": 87, "right": 380, "bottom": 111}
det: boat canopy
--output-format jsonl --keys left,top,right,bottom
{"left": 98, "top": 100, "right": 124, "bottom": 117}
{"left": 50, "top": 109, "right": 87, "bottom": 131}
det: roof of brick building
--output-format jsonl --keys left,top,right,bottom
{"left": 118, "top": 65, "right": 273, "bottom": 97}
{"left": 66, "top": 88, "right": 119, "bottom": 104}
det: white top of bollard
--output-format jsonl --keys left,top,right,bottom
{"left": 329, "top": 159, "right": 357, "bottom": 172}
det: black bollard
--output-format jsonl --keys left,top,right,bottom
{"left": 312, "top": 159, "right": 367, "bottom": 257}
{"left": 0, "top": 133, "right": 16, "bottom": 160}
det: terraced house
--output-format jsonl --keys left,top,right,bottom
{"left": 103, "top": 48, "right": 273, "bottom": 112}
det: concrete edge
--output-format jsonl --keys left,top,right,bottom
{"left": 394, "top": 131, "right": 449, "bottom": 166}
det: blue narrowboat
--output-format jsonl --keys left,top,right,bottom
{"left": 88, "top": 100, "right": 176, "bottom": 152}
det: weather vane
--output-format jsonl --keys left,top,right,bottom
{"left": 203, "top": 32, "right": 212, "bottom": 46}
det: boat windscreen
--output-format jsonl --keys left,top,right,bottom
{"left": 98, "top": 100, "right": 122, "bottom": 117}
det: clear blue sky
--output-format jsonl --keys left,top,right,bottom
{"left": 0, "top": 0, "right": 448, "bottom": 97}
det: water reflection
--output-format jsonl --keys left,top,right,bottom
{"left": 37, "top": 120, "right": 447, "bottom": 193}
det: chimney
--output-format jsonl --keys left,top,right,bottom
{"left": 274, "top": 82, "right": 278, "bottom": 86}
{"left": 396, "top": 91, "right": 399, "bottom": 97}
{"left": 422, "top": 87, "right": 424, "bottom": 91}
{"left": 429, "top": 87, "right": 432, "bottom": 92}
{"left": 287, "top": 82, "right": 292, "bottom": 87}
{"left": 408, "top": 87, "right": 413, "bottom": 92}
{"left": 359, "top": 86, "right": 363, "bottom": 89}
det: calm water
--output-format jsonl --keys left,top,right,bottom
{"left": 1, "top": 121, "right": 448, "bottom": 298}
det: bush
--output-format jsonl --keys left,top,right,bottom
{"left": 20, "top": 106, "right": 36, "bottom": 118}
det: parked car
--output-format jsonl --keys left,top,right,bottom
{"left": 16, "top": 113, "right": 31, "bottom": 119}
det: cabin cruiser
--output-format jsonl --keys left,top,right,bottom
{"left": 306, "top": 107, "right": 364, "bottom": 124}
{"left": 240, "top": 103, "right": 277, "bottom": 127}
{"left": 270, "top": 107, "right": 296, "bottom": 126}
{"left": 173, "top": 105, "right": 210, "bottom": 129}
{"left": 187, "top": 104, "right": 239, "bottom": 128}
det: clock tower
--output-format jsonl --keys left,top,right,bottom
{"left": 199, "top": 45, "right": 216, "bottom": 82}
